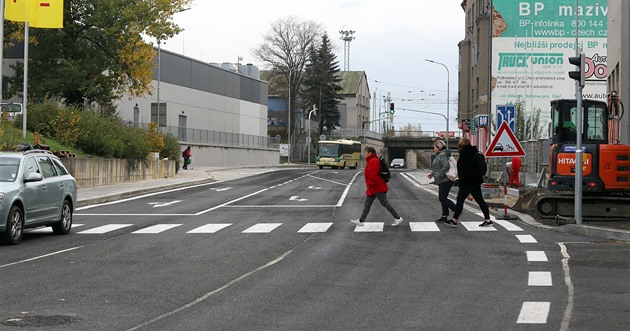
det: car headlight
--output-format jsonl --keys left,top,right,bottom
{"left": 0, "top": 192, "right": 4, "bottom": 205}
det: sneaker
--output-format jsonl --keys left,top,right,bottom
{"left": 392, "top": 217, "right": 404, "bottom": 227}
{"left": 479, "top": 220, "right": 494, "bottom": 227}
{"left": 443, "top": 219, "right": 458, "bottom": 227}
{"left": 350, "top": 219, "right": 364, "bottom": 226}
{"left": 434, "top": 216, "right": 447, "bottom": 223}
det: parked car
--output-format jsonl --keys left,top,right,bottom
{"left": 390, "top": 158, "right": 405, "bottom": 168}
{"left": 0, "top": 150, "right": 77, "bottom": 245}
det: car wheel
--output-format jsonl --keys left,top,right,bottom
{"left": 52, "top": 199, "right": 73, "bottom": 235}
{"left": 1, "top": 205, "right": 24, "bottom": 245}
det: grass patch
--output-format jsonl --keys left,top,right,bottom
{"left": 0, "top": 123, "right": 89, "bottom": 157}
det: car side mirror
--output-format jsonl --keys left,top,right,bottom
{"left": 24, "top": 172, "right": 43, "bottom": 183}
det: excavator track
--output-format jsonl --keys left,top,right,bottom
{"left": 535, "top": 194, "right": 630, "bottom": 221}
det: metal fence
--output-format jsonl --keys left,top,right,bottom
{"left": 124, "top": 121, "right": 277, "bottom": 149}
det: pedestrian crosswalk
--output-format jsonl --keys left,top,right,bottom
{"left": 25, "top": 219, "right": 525, "bottom": 235}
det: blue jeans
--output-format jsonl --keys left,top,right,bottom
{"left": 438, "top": 181, "right": 456, "bottom": 216}
{"left": 359, "top": 192, "right": 400, "bottom": 221}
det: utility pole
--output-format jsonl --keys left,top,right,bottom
{"left": 339, "top": 29, "right": 355, "bottom": 71}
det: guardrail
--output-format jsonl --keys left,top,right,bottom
{"left": 124, "top": 121, "right": 276, "bottom": 149}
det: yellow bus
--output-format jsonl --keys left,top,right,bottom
{"left": 316, "top": 139, "right": 362, "bottom": 169}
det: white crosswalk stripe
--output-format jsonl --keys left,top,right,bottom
{"left": 132, "top": 224, "right": 182, "bottom": 234}
{"left": 242, "top": 223, "right": 282, "bottom": 233}
{"left": 527, "top": 251, "right": 548, "bottom": 262}
{"left": 64, "top": 220, "right": 527, "bottom": 235}
{"left": 77, "top": 224, "right": 133, "bottom": 234}
{"left": 461, "top": 221, "right": 497, "bottom": 231}
{"left": 409, "top": 222, "right": 440, "bottom": 232}
{"left": 353, "top": 222, "right": 384, "bottom": 232}
{"left": 298, "top": 223, "right": 333, "bottom": 233}
{"left": 187, "top": 224, "right": 232, "bottom": 233}
{"left": 528, "top": 271, "right": 552, "bottom": 286}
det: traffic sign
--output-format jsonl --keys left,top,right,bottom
{"left": 496, "top": 104, "right": 516, "bottom": 132}
{"left": 485, "top": 121, "right": 526, "bottom": 157}
{"left": 476, "top": 115, "right": 489, "bottom": 128}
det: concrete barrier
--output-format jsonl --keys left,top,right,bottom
{"left": 61, "top": 158, "right": 176, "bottom": 189}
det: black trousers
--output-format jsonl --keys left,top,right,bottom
{"left": 453, "top": 184, "right": 490, "bottom": 220}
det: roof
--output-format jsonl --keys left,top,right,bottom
{"left": 337, "top": 71, "right": 367, "bottom": 95}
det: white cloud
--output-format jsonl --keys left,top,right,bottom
{"left": 162, "top": 0, "right": 465, "bottom": 131}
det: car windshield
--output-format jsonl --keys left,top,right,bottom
{"left": 0, "top": 157, "right": 20, "bottom": 182}
{"left": 392, "top": 159, "right": 404, "bottom": 164}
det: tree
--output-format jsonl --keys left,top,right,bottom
{"left": 398, "top": 123, "right": 423, "bottom": 137}
{"left": 5, "top": 0, "right": 192, "bottom": 107}
{"left": 251, "top": 16, "right": 323, "bottom": 144}
{"left": 515, "top": 100, "right": 543, "bottom": 141}
{"left": 302, "top": 33, "right": 343, "bottom": 133}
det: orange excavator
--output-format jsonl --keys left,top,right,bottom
{"left": 535, "top": 94, "right": 630, "bottom": 220}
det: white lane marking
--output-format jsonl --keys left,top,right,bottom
{"left": 494, "top": 219, "right": 524, "bottom": 231}
{"left": 289, "top": 196, "right": 308, "bottom": 202}
{"left": 461, "top": 222, "right": 497, "bottom": 231}
{"left": 76, "top": 180, "right": 231, "bottom": 210}
{"left": 305, "top": 174, "right": 348, "bottom": 186}
{"left": 0, "top": 246, "right": 84, "bottom": 269}
{"left": 25, "top": 223, "right": 85, "bottom": 233}
{"left": 76, "top": 213, "right": 190, "bottom": 216}
{"left": 409, "top": 222, "right": 440, "bottom": 232}
{"left": 195, "top": 188, "right": 269, "bottom": 215}
{"left": 517, "top": 301, "right": 550, "bottom": 324}
{"left": 223, "top": 205, "right": 336, "bottom": 208}
{"left": 516, "top": 234, "right": 538, "bottom": 243}
{"left": 148, "top": 200, "right": 182, "bottom": 208}
{"left": 77, "top": 224, "right": 133, "bottom": 234}
{"left": 242, "top": 223, "right": 282, "bottom": 233}
{"left": 336, "top": 172, "right": 362, "bottom": 207}
{"left": 354, "top": 222, "right": 384, "bottom": 232}
{"left": 209, "top": 187, "right": 232, "bottom": 192}
{"left": 187, "top": 224, "right": 232, "bottom": 233}
{"left": 528, "top": 271, "right": 552, "bottom": 286}
{"left": 527, "top": 251, "right": 548, "bottom": 262}
{"left": 298, "top": 223, "right": 333, "bottom": 233}
{"left": 307, "top": 185, "right": 322, "bottom": 189}
{"left": 401, "top": 173, "right": 422, "bottom": 188}
{"left": 126, "top": 233, "right": 311, "bottom": 331}
{"left": 559, "top": 243, "right": 575, "bottom": 331}
{"left": 132, "top": 224, "right": 182, "bottom": 234}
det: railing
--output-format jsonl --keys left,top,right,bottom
{"left": 124, "top": 121, "right": 277, "bottom": 149}
{"left": 328, "top": 129, "right": 383, "bottom": 140}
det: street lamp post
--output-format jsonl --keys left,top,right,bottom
{"left": 307, "top": 105, "right": 317, "bottom": 165}
{"left": 425, "top": 59, "right": 450, "bottom": 147}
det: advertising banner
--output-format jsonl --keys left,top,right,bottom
{"left": 491, "top": 0, "right": 608, "bottom": 137}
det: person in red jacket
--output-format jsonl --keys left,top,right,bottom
{"left": 509, "top": 156, "right": 522, "bottom": 187}
{"left": 350, "top": 147, "right": 404, "bottom": 227}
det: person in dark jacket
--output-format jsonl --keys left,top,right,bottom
{"left": 428, "top": 139, "right": 456, "bottom": 222}
{"left": 182, "top": 146, "right": 191, "bottom": 170}
{"left": 444, "top": 137, "right": 492, "bottom": 227}
{"left": 350, "top": 147, "right": 403, "bottom": 227}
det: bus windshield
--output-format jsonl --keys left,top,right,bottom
{"left": 318, "top": 143, "right": 341, "bottom": 157}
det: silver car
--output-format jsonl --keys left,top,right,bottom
{"left": 0, "top": 150, "right": 77, "bottom": 245}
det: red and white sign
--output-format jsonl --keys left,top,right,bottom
{"left": 436, "top": 131, "right": 455, "bottom": 138}
{"left": 485, "top": 122, "right": 526, "bottom": 157}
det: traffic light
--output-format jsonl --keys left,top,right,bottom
{"left": 389, "top": 103, "right": 395, "bottom": 114}
{"left": 568, "top": 52, "right": 585, "bottom": 88}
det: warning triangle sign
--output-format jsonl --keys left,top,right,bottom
{"left": 485, "top": 121, "right": 526, "bottom": 157}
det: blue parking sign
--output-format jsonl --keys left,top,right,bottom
{"left": 496, "top": 105, "right": 516, "bottom": 132}
{"left": 476, "top": 115, "right": 489, "bottom": 128}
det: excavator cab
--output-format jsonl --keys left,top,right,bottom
{"left": 548, "top": 99, "right": 608, "bottom": 193}
{"left": 537, "top": 99, "right": 630, "bottom": 221}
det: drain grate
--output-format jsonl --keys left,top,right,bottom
{"left": 2, "top": 315, "right": 82, "bottom": 327}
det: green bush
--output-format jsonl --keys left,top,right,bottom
{"left": 15, "top": 103, "right": 174, "bottom": 161}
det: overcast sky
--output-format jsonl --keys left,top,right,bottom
{"left": 161, "top": 0, "right": 465, "bottom": 132}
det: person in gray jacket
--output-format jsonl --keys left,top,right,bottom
{"left": 427, "top": 139, "right": 456, "bottom": 222}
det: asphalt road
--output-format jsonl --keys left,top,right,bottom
{"left": 1, "top": 169, "right": 628, "bottom": 330}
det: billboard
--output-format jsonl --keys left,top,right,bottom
{"left": 491, "top": 0, "right": 608, "bottom": 137}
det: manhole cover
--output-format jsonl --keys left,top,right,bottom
{"left": 2, "top": 315, "right": 82, "bottom": 327}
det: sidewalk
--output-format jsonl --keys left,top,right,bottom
{"left": 76, "top": 167, "right": 630, "bottom": 242}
